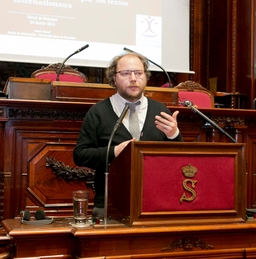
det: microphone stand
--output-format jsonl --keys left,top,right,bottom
{"left": 123, "top": 47, "right": 172, "bottom": 88}
{"left": 56, "top": 44, "right": 89, "bottom": 81}
{"left": 183, "top": 100, "right": 236, "bottom": 143}
{"left": 104, "top": 104, "right": 129, "bottom": 225}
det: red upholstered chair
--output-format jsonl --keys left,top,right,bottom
{"left": 173, "top": 80, "right": 215, "bottom": 108}
{"left": 160, "top": 83, "right": 170, "bottom": 88}
{"left": 31, "top": 63, "right": 88, "bottom": 83}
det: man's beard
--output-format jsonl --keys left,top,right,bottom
{"left": 118, "top": 88, "right": 143, "bottom": 102}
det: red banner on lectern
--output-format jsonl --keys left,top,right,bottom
{"left": 143, "top": 155, "right": 234, "bottom": 212}
{"left": 109, "top": 142, "right": 246, "bottom": 227}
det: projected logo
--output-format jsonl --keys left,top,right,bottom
{"left": 136, "top": 14, "right": 162, "bottom": 61}
{"left": 136, "top": 15, "right": 162, "bottom": 38}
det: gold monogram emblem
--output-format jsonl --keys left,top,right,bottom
{"left": 180, "top": 164, "right": 198, "bottom": 203}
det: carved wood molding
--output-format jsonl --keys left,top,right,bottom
{"left": 212, "top": 115, "right": 244, "bottom": 127}
{"left": 161, "top": 236, "right": 214, "bottom": 251}
{"left": 231, "top": 0, "right": 237, "bottom": 92}
{"left": 190, "top": 0, "right": 194, "bottom": 73}
{"left": 45, "top": 156, "right": 95, "bottom": 190}
{"left": 40, "top": 63, "right": 80, "bottom": 72}
{"left": 8, "top": 108, "right": 86, "bottom": 120}
{"left": 0, "top": 108, "right": 5, "bottom": 118}
{"left": 174, "top": 80, "right": 213, "bottom": 95}
{"left": 179, "top": 113, "right": 244, "bottom": 127}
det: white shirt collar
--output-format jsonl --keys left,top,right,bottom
{"left": 109, "top": 93, "right": 148, "bottom": 132}
{"left": 110, "top": 92, "right": 147, "bottom": 116}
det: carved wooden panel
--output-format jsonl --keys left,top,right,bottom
{"left": 27, "top": 143, "right": 94, "bottom": 217}
{"left": 1, "top": 98, "right": 256, "bottom": 221}
{"left": 2, "top": 119, "right": 86, "bottom": 219}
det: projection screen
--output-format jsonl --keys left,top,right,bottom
{"left": 0, "top": 0, "right": 192, "bottom": 73}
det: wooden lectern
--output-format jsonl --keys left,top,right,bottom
{"left": 109, "top": 142, "right": 246, "bottom": 227}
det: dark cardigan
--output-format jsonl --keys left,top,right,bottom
{"left": 73, "top": 97, "right": 183, "bottom": 207}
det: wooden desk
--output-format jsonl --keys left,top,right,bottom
{"left": 3, "top": 218, "right": 256, "bottom": 258}
{"left": 3, "top": 77, "right": 179, "bottom": 106}
{"left": 213, "top": 92, "right": 247, "bottom": 109}
{"left": 0, "top": 99, "right": 256, "bottom": 221}
{"left": 0, "top": 78, "right": 256, "bottom": 258}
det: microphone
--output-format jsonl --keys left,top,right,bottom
{"left": 104, "top": 103, "right": 129, "bottom": 225}
{"left": 182, "top": 100, "right": 236, "bottom": 143}
{"left": 123, "top": 47, "right": 172, "bottom": 88}
{"left": 56, "top": 44, "right": 89, "bottom": 81}
{"left": 21, "top": 210, "right": 53, "bottom": 225}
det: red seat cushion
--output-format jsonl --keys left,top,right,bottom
{"left": 35, "top": 73, "right": 85, "bottom": 82}
{"left": 178, "top": 91, "right": 213, "bottom": 108}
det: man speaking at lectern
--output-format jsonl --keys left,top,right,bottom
{"left": 73, "top": 52, "right": 183, "bottom": 218}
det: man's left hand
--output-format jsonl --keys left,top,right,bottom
{"left": 155, "top": 111, "right": 179, "bottom": 138}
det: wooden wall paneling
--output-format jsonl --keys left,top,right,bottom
{"left": 246, "top": 131, "right": 256, "bottom": 208}
{"left": 176, "top": 107, "right": 241, "bottom": 143}
{"left": 191, "top": 0, "right": 255, "bottom": 109}
{"left": 14, "top": 234, "right": 76, "bottom": 258}
{"left": 186, "top": 0, "right": 228, "bottom": 90}
{"left": 176, "top": 0, "right": 203, "bottom": 85}
{"left": 27, "top": 142, "right": 94, "bottom": 217}
{"left": 207, "top": 0, "right": 255, "bottom": 108}
{"left": 2, "top": 118, "right": 91, "bottom": 219}
{"left": 3, "top": 121, "right": 17, "bottom": 221}
{"left": 253, "top": 0, "right": 256, "bottom": 106}
{"left": 234, "top": 0, "right": 253, "bottom": 108}
{"left": 0, "top": 122, "right": 4, "bottom": 172}
{"left": 180, "top": 0, "right": 227, "bottom": 91}
{"left": 207, "top": 0, "right": 228, "bottom": 93}
{"left": 23, "top": 134, "right": 83, "bottom": 217}
{"left": 226, "top": 0, "right": 237, "bottom": 94}
{"left": 1, "top": 97, "right": 256, "bottom": 218}
{"left": 174, "top": 107, "right": 208, "bottom": 142}
{"left": 192, "top": 0, "right": 254, "bottom": 108}
{"left": 191, "top": 0, "right": 210, "bottom": 88}
{"left": 0, "top": 99, "right": 93, "bottom": 220}
{"left": 0, "top": 119, "right": 6, "bottom": 223}
{"left": 200, "top": 0, "right": 211, "bottom": 89}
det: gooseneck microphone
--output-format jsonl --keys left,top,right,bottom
{"left": 183, "top": 100, "right": 236, "bottom": 143}
{"left": 56, "top": 44, "right": 89, "bottom": 81}
{"left": 104, "top": 103, "right": 129, "bottom": 225}
{"left": 123, "top": 47, "right": 172, "bottom": 88}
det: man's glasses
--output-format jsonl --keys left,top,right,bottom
{"left": 115, "top": 70, "right": 145, "bottom": 78}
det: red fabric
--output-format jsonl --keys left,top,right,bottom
{"left": 178, "top": 91, "right": 213, "bottom": 108}
{"left": 142, "top": 155, "right": 234, "bottom": 212}
{"left": 160, "top": 83, "right": 169, "bottom": 88}
{"left": 36, "top": 73, "right": 85, "bottom": 82}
